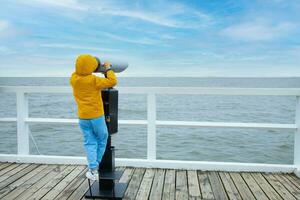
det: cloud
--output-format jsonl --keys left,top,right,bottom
{"left": 0, "top": 20, "right": 19, "bottom": 38}
{"left": 96, "top": 2, "right": 212, "bottom": 29}
{"left": 0, "top": 20, "right": 11, "bottom": 37}
{"left": 39, "top": 43, "right": 120, "bottom": 52}
{"left": 19, "top": 0, "right": 212, "bottom": 29}
{"left": 0, "top": 20, "right": 9, "bottom": 31}
{"left": 99, "top": 32, "right": 158, "bottom": 45}
{"left": 21, "top": 0, "right": 88, "bottom": 11}
{"left": 100, "top": 10, "right": 179, "bottom": 28}
{"left": 221, "top": 20, "right": 296, "bottom": 41}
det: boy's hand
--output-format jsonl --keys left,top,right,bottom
{"left": 103, "top": 62, "right": 111, "bottom": 70}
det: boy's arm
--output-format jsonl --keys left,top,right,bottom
{"left": 95, "top": 70, "right": 118, "bottom": 89}
{"left": 70, "top": 72, "right": 76, "bottom": 87}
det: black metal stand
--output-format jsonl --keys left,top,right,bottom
{"left": 84, "top": 89, "right": 127, "bottom": 199}
{"left": 84, "top": 136, "right": 127, "bottom": 199}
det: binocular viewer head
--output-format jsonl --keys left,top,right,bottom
{"left": 94, "top": 56, "right": 128, "bottom": 73}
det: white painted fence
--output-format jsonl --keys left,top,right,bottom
{"left": 0, "top": 86, "right": 300, "bottom": 174}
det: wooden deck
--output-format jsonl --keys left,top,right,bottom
{"left": 1, "top": 163, "right": 300, "bottom": 200}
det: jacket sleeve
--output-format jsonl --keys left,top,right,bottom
{"left": 70, "top": 72, "right": 75, "bottom": 87}
{"left": 95, "top": 70, "right": 118, "bottom": 89}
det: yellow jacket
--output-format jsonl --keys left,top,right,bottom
{"left": 70, "top": 54, "right": 117, "bottom": 119}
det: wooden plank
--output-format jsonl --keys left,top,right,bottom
{"left": 0, "top": 164, "right": 45, "bottom": 198}
{"left": 229, "top": 172, "right": 255, "bottom": 200}
{"left": 187, "top": 170, "right": 201, "bottom": 200}
{"left": 251, "top": 173, "right": 282, "bottom": 200}
{"left": 16, "top": 165, "right": 68, "bottom": 200}
{"left": 41, "top": 165, "right": 86, "bottom": 200}
{"left": 262, "top": 173, "right": 296, "bottom": 200}
{"left": 119, "top": 167, "right": 134, "bottom": 183}
{"left": 241, "top": 172, "right": 269, "bottom": 200}
{"left": 289, "top": 174, "right": 300, "bottom": 182}
{"left": 208, "top": 171, "right": 228, "bottom": 200}
{"left": 26, "top": 165, "right": 76, "bottom": 200}
{"left": 0, "top": 164, "right": 37, "bottom": 189}
{"left": 0, "top": 163, "right": 12, "bottom": 171}
{"left": 0, "top": 163, "right": 19, "bottom": 176}
{"left": 123, "top": 168, "right": 145, "bottom": 200}
{"left": 273, "top": 173, "right": 300, "bottom": 199}
{"left": 67, "top": 178, "right": 94, "bottom": 200}
{"left": 176, "top": 170, "right": 188, "bottom": 200}
{"left": 285, "top": 174, "right": 300, "bottom": 190}
{"left": 54, "top": 168, "right": 88, "bottom": 200}
{"left": 0, "top": 164, "right": 31, "bottom": 189}
{"left": 0, "top": 163, "right": 26, "bottom": 182}
{"left": 198, "top": 171, "right": 214, "bottom": 199}
{"left": 135, "top": 168, "right": 155, "bottom": 200}
{"left": 2, "top": 165, "right": 58, "bottom": 200}
{"left": 149, "top": 169, "right": 165, "bottom": 200}
{"left": 162, "top": 169, "right": 175, "bottom": 200}
{"left": 219, "top": 172, "right": 242, "bottom": 200}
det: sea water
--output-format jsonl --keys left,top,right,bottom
{"left": 0, "top": 77, "right": 299, "bottom": 164}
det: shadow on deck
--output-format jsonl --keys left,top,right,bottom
{"left": 0, "top": 162, "right": 300, "bottom": 200}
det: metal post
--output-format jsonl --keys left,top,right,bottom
{"left": 16, "top": 92, "right": 29, "bottom": 155}
{"left": 147, "top": 93, "right": 156, "bottom": 160}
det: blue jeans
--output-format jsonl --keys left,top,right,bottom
{"left": 79, "top": 115, "right": 108, "bottom": 170}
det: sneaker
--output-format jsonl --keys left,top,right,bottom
{"left": 86, "top": 169, "right": 99, "bottom": 181}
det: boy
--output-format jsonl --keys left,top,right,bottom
{"left": 70, "top": 54, "right": 117, "bottom": 180}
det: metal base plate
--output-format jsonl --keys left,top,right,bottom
{"left": 84, "top": 181, "right": 127, "bottom": 199}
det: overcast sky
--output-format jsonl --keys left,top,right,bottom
{"left": 0, "top": 0, "right": 299, "bottom": 77}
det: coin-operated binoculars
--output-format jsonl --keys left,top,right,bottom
{"left": 85, "top": 57, "right": 128, "bottom": 199}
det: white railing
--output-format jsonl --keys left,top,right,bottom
{"left": 1, "top": 86, "right": 300, "bottom": 174}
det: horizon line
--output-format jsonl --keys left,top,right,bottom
{"left": 1, "top": 76, "right": 300, "bottom": 78}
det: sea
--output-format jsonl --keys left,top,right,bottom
{"left": 0, "top": 77, "right": 299, "bottom": 164}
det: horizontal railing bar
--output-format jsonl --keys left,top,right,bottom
{"left": 19, "top": 118, "right": 297, "bottom": 130}
{"left": 25, "top": 118, "right": 78, "bottom": 123}
{"left": 0, "top": 117, "right": 17, "bottom": 122}
{"left": 24, "top": 118, "right": 147, "bottom": 125}
{"left": 156, "top": 121, "right": 297, "bottom": 130}
{"left": 0, "top": 86, "right": 71, "bottom": 93}
{"left": 119, "top": 120, "right": 148, "bottom": 125}
{"left": 1, "top": 86, "right": 300, "bottom": 96}
{"left": 119, "top": 87, "right": 300, "bottom": 96}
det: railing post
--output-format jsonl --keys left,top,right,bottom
{"left": 147, "top": 93, "right": 156, "bottom": 160}
{"left": 295, "top": 96, "right": 300, "bottom": 175}
{"left": 17, "top": 92, "right": 29, "bottom": 155}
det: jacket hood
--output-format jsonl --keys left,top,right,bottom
{"left": 75, "top": 54, "right": 98, "bottom": 75}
